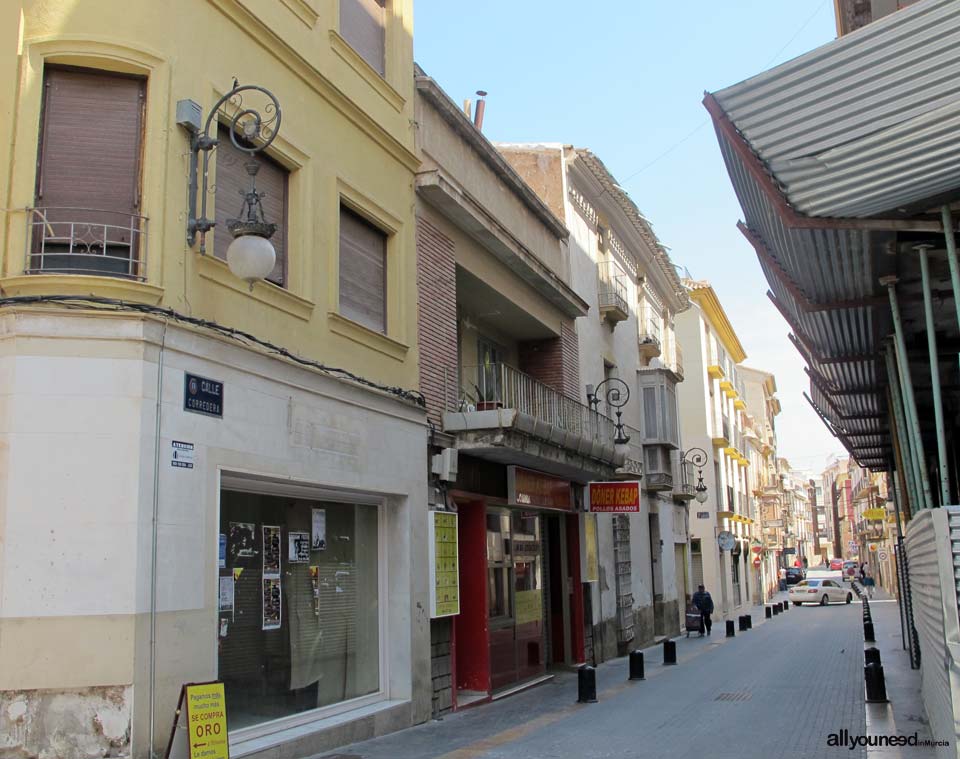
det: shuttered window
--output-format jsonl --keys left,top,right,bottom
{"left": 339, "top": 206, "right": 387, "bottom": 333}
{"left": 340, "top": 0, "right": 386, "bottom": 75}
{"left": 214, "top": 125, "right": 288, "bottom": 287}
{"left": 34, "top": 67, "right": 145, "bottom": 276}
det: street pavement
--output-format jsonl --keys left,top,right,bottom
{"left": 313, "top": 585, "right": 899, "bottom": 759}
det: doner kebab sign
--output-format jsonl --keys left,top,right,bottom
{"left": 587, "top": 481, "right": 641, "bottom": 513}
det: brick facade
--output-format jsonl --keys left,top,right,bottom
{"left": 518, "top": 321, "right": 581, "bottom": 400}
{"left": 416, "top": 216, "right": 458, "bottom": 425}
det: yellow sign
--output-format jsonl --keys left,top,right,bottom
{"left": 185, "top": 682, "right": 228, "bottom": 759}
{"left": 430, "top": 512, "right": 459, "bottom": 617}
{"left": 584, "top": 513, "right": 599, "bottom": 583}
{"left": 863, "top": 508, "right": 886, "bottom": 521}
{"left": 515, "top": 589, "right": 543, "bottom": 625}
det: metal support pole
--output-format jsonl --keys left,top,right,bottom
{"left": 918, "top": 246, "right": 950, "bottom": 507}
{"left": 885, "top": 346, "right": 919, "bottom": 518}
{"left": 882, "top": 278, "right": 933, "bottom": 510}
{"left": 940, "top": 205, "right": 960, "bottom": 376}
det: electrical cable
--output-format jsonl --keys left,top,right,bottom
{"left": 0, "top": 294, "right": 426, "bottom": 407}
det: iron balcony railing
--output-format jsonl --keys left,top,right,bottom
{"left": 25, "top": 207, "right": 148, "bottom": 280}
{"left": 639, "top": 305, "right": 661, "bottom": 345}
{"left": 445, "top": 362, "right": 619, "bottom": 447}
{"left": 597, "top": 260, "right": 628, "bottom": 315}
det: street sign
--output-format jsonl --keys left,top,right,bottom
{"left": 848, "top": 541, "right": 857, "bottom": 550}
{"left": 869, "top": 543, "right": 878, "bottom": 552}
{"left": 863, "top": 508, "right": 886, "bottom": 521}
{"left": 184, "top": 373, "right": 224, "bottom": 418}
{"left": 717, "top": 531, "right": 736, "bottom": 551}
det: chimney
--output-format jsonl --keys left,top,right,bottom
{"left": 474, "top": 90, "right": 487, "bottom": 131}
{"left": 463, "top": 99, "right": 472, "bottom": 121}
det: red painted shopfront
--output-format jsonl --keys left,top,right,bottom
{"left": 451, "top": 464, "right": 585, "bottom": 706}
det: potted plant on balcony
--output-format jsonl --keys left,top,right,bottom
{"left": 474, "top": 355, "right": 504, "bottom": 411}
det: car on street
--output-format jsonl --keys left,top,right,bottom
{"left": 789, "top": 578, "right": 854, "bottom": 606}
{"left": 842, "top": 561, "right": 858, "bottom": 582}
{"left": 829, "top": 558, "right": 844, "bottom": 571}
{"left": 784, "top": 567, "right": 805, "bottom": 585}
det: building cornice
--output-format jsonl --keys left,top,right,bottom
{"left": 684, "top": 280, "right": 747, "bottom": 363}
{"left": 415, "top": 68, "right": 569, "bottom": 241}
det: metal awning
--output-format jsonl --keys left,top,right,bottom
{"left": 705, "top": 0, "right": 960, "bottom": 473}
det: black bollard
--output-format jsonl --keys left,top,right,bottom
{"left": 864, "top": 647, "right": 882, "bottom": 666}
{"left": 864, "top": 621, "right": 876, "bottom": 642}
{"left": 746, "top": 614, "right": 753, "bottom": 629}
{"left": 663, "top": 639, "right": 677, "bottom": 665}
{"left": 577, "top": 665, "right": 597, "bottom": 703}
{"left": 726, "top": 619, "right": 735, "bottom": 637}
{"left": 781, "top": 601, "right": 788, "bottom": 613}
{"left": 629, "top": 650, "right": 645, "bottom": 681}
{"left": 738, "top": 615, "right": 748, "bottom": 632}
{"left": 765, "top": 606, "right": 773, "bottom": 619}
{"left": 773, "top": 604, "right": 780, "bottom": 616}
{"left": 864, "top": 662, "right": 888, "bottom": 703}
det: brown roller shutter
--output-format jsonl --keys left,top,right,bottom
{"left": 214, "top": 125, "right": 288, "bottom": 287}
{"left": 339, "top": 206, "right": 386, "bottom": 333}
{"left": 340, "top": 0, "right": 386, "bottom": 75}
{"left": 34, "top": 67, "right": 145, "bottom": 275}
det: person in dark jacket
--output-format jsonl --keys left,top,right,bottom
{"left": 691, "top": 585, "right": 714, "bottom": 635}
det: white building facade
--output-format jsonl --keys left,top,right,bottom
{"left": 675, "top": 280, "right": 755, "bottom": 621}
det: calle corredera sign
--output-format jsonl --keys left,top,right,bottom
{"left": 587, "top": 481, "right": 641, "bottom": 513}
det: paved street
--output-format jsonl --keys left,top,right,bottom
{"left": 315, "top": 591, "right": 875, "bottom": 759}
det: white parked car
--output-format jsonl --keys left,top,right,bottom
{"left": 788, "top": 578, "right": 854, "bottom": 606}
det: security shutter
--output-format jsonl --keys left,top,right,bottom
{"left": 339, "top": 206, "right": 387, "bottom": 333}
{"left": 214, "top": 125, "right": 288, "bottom": 287}
{"left": 34, "top": 67, "right": 145, "bottom": 273}
{"left": 340, "top": 0, "right": 386, "bottom": 75}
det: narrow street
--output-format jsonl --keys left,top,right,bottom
{"left": 318, "top": 592, "right": 873, "bottom": 759}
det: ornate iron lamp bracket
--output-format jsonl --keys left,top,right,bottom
{"left": 184, "top": 82, "right": 282, "bottom": 252}
{"left": 586, "top": 377, "right": 631, "bottom": 446}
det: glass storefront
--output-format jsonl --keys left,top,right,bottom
{"left": 486, "top": 509, "right": 545, "bottom": 690}
{"left": 218, "top": 490, "right": 380, "bottom": 730}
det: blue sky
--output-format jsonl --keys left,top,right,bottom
{"left": 414, "top": 0, "right": 848, "bottom": 473}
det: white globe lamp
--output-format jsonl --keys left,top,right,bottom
{"left": 226, "top": 233, "right": 276, "bottom": 288}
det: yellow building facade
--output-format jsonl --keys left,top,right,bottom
{"left": 0, "top": 3, "right": 429, "bottom": 758}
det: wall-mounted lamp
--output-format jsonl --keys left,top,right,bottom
{"left": 680, "top": 447, "right": 710, "bottom": 503}
{"left": 179, "top": 82, "right": 282, "bottom": 288}
{"left": 585, "top": 377, "right": 631, "bottom": 446}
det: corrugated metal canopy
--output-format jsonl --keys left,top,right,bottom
{"left": 712, "top": 0, "right": 960, "bottom": 219}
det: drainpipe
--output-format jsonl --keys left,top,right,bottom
{"left": 917, "top": 245, "right": 950, "bottom": 507}
{"left": 881, "top": 277, "right": 933, "bottom": 510}
{"left": 148, "top": 321, "right": 167, "bottom": 758}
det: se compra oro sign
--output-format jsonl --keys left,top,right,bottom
{"left": 586, "top": 481, "right": 641, "bottom": 513}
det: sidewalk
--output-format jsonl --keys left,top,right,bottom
{"left": 860, "top": 587, "right": 937, "bottom": 758}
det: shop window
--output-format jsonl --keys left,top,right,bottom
{"left": 214, "top": 125, "right": 289, "bottom": 287}
{"left": 218, "top": 491, "right": 379, "bottom": 730}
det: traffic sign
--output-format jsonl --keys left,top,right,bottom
{"left": 717, "top": 531, "right": 736, "bottom": 551}
{"left": 878, "top": 550, "right": 889, "bottom": 561}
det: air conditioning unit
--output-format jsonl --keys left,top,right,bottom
{"left": 431, "top": 447, "right": 459, "bottom": 482}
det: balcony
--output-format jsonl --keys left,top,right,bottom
{"left": 443, "top": 362, "right": 625, "bottom": 479}
{"left": 597, "top": 260, "right": 629, "bottom": 324}
{"left": 643, "top": 444, "right": 673, "bottom": 492}
{"left": 673, "top": 456, "right": 696, "bottom": 502}
{"left": 638, "top": 307, "right": 662, "bottom": 358}
{"left": 667, "top": 344, "right": 684, "bottom": 381}
{"left": 25, "top": 207, "right": 147, "bottom": 280}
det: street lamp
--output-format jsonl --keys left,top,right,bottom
{"left": 680, "top": 447, "right": 710, "bottom": 503}
{"left": 180, "top": 81, "right": 282, "bottom": 288}
{"left": 585, "top": 377, "right": 631, "bottom": 446}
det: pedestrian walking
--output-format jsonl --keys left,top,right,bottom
{"left": 863, "top": 569, "right": 875, "bottom": 598}
{"left": 859, "top": 562, "right": 867, "bottom": 582}
{"left": 778, "top": 566, "right": 787, "bottom": 592}
{"left": 692, "top": 584, "right": 714, "bottom": 636}
{"left": 802, "top": 556, "right": 809, "bottom": 569}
